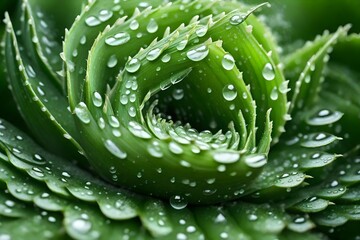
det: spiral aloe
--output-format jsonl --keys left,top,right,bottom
{"left": 0, "top": 0, "right": 359, "bottom": 239}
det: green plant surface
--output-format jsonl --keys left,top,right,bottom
{"left": 0, "top": 0, "right": 359, "bottom": 239}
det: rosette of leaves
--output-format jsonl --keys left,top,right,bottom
{"left": 0, "top": 0, "right": 359, "bottom": 239}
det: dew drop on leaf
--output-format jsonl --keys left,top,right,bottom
{"left": 172, "top": 88, "right": 184, "bottom": 100}
{"left": 186, "top": 45, "right": 209, "bottom": 62}
{"left": 222, "top": 84, "right": 237, "bottom": 101}
{"left": 104, "top": 139, "right": 127, "bottom": 159}
{"left": 92, "top": 92, "right": 103, "bottom": 107}
{"left": 125, "top": 58, "right": 141, "bottom": 73}
{"left": 71, "top": 218, "right": 92, "bottom": 234}
{"left": 222, "top": 53, "right": 235, "bottom": 70}
{"left": 229, "top": 14, "right": 246, "bottom": 25}
{"left": 146, "top": 18, "right": 158, "bottom": 33}
{"left": 129, "top": 20, "right": 139, "bottom": 30}
{"left": 262, "top": 63, "right": 275, "bottom": 81}
{"left": 105, "top": 32, "right": 130, "bottom": 46}
{"left": 244, "top": 154, "right": 267, "bottom": 168}
{"left": 169, "top": 195, "right": 188, "bottom": 210}
{"left": 270, "top": 86, "right": 279, "bottom": 100}
{"left": 213, "top": 151, "right": 240, "bottom": 164}
{"left": 85, "top": 16, "right": 101, "bottom": 27}
{"left": 146, "top": 48, "right": 161, "bottom": 61}
{"left": 107, "top": 54, "right": 118, "bottom": 68}
{"left": 74, "top": 102, "right": 91, "bottom": 124}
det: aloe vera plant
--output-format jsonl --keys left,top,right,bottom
{"left": 0, "top": 0, "right": 359, "bottom": 239}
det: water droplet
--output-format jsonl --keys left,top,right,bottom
{"left": 161, "top": 54, "right": 171, "bottom": 63}
{"left": 147, "top": 18, "right": 158, "bottom": 33}
{"left": 177, "top": 39, "right": 188, "bottom": 51}
{"left": 186, "top": 45, "right": 209, "bottom": 62}
{"left": 262, "top": 63, "right": 275, "bottom": 81}
{"left": 169, "top": 142, "right": 184, "bottom": 155}
{"left": 169, "top": 195, "right": 188, "bottom": 210}
{"left": 196, "top": 25, "right": 208, "bottom": 37}
{"left": 172, "top": 88, "right": 184, "bottom": 100}
{"left": 244, "top": 154, "right": 267, "bottom": 168}
{"left": 0, "top": 234, "right": 11, "bottom": 240}
{"left": 222, "top": 53, "right": 235, "bottom": 70}
{"left": 222, "top": 84, "right": 237, "bottom": 101}
{"left": 147, "top": 141, "right": 163, "bottom": 158}
{"left": 307, "top": 109, "right": 343, "bottom": 126}
{"left": 98, "top": 117, "right": 106, "bottom": 129}
{"left": 248, "top": 214, "right": 258, "bottom": 221}
{"left": 107, "top": 54, "right": 118, "bottom": 68}
{"left": 120, "top": 94, "right": 129, "bottom": 105}
{"left": 270, "top": 87, "right": 279, "bottom": 100}
{"left": 229, "top": 14, "right": 246, "bottom": 25}
{"left": 92, "top": 92, "right": 103, "bottom": 107}
{"left": 85, "top": 16, "right": 101, "bottom": 27}
{"left": 71, "top": 218, "right": 92, "bottom": 233}
{"left": 74, "top": 102, "right": 91, "bottom": 124}
{"left": 125, "top": 58, "right": 141, "bottom": 73}
{"left": 109, "top": 116, "right": 120, "bottom": 128}
{"left": 104, "top": 139, "right": 127, "bottom": 159}
{"left": 128, "top": 106, "right": 137, "bottom": 117}
{"left": 146, "top": 48, "right": 161, "bottom": 61}
{"left": 105, "top": 32, "right": 130, "bottom": 46}
{"left": 213, "top": 151, "right": 240, "bottom": 164}
{"left": 80, "top": 35, "right": 87, "bottom": 45}
{"left": 98, "top": 9, "right": 113, "bottom": 22}
{"left": 32, "top": 167, "right": 45, "bottom": 178}
{"left": 128, "top": 121, "right": 152, "bottom": 139}
{"left": 37, "top": 86, "right": 45, "bottom": 96}
{"left": 129, "top": 20, "right": 139, "bottom": 30}
{"left": 25, "top": 65, "right": 36, "bottom": 78}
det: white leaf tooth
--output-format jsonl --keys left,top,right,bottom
{"left": 189, "top": 15, "right": 200, "bottom": 24}
{"left": 163, "top": 26, "right": 171, "bottom": 38}
{"left": 114, "top": 16, "right": 128, "bottom": 26}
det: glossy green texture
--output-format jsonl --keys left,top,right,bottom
{"left": 0, "top": 0, "right": 359, "bottom": 239}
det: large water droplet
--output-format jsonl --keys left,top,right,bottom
{"left": 161, "top": 54, "right": 171, "bottom": 63}
{"left": 186, "top": 45, "right": 209, "bottom": 62}
{"left": 147, "top": 18, "right": 158, "bottom": 33}
{"left": 270, "top": 87, "right": 279, "bottom": 100}
{"left": 92, "top": 92, "right": 103, "bottom": 107}
{"left": 244, "top": 154, "right": 267, "bottom": 168}
{"left": 104, "top": 139, "right": 127, "bottom": 159}
{"left": 129, "top": 121, "right": 152, "bottom": 139}
{"left": 229, "top": 14, "right": 246, "bottom": 25}
{"left": 109, "top": 116, "right": 120, "bottom": 128}
{"left": 262, "top": 63, "right": 275, "bottom": 81}
{"left": 125, "top": 58, "right": 141, "bottom": 73}
{"left": 98, "top": 9, "right": 113, "bottom": 22}
{"left": 177, "top": 39, "right": 188, "bottom": 51}
{"left": 222, "top": 84, "right": 237, "bottom": 101}
{"left": 107, "top": 54, "right": 118, "bottom": 68}
{"left": 222, "top": 53, "right": 235, "bottom": 70}
{"left": 172, "top": 88, "right": 184, "bottom": 100}
{"left": 168, "top": 142, "right": 184, "bottom": 155}
{"left": 105, "top": 32, "right": 130, "bottom": 46}
{"left": 196, "top": 25, "right": 208, "bottom": 37}
{"left": 85, "top": 16, "right": 101, "bottom": 27}
{"left": 146, "top": 48, "right": 161, "bottom": 61}
{"left": 74, "top": 102, "right": 91, "bottom": 124}
{"left": 169, "top": 195, "right": 188, "bottom": 210}
{"left": 71, "top": 218, "right": 92, "bottom": 234}
{"left": 147, "top": 141, "right": 163, "bottom": 158}
{"left": 213, "top": 151, "right": 240, "bottom": 164}
{"left": 129, "top": 20, "right": 139, "bottom": 30}
{"left": 307, "top": 109, "right": 343, "bottom": 126}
